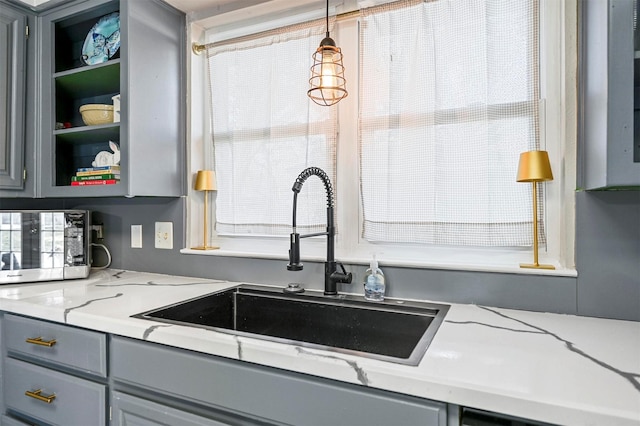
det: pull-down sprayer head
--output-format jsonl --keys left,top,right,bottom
{"left": 287, "top": 232, "right": 303, "bottom": 271}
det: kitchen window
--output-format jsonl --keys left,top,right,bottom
{"left": 203, "top": 19, "right": 337, "bottom": 238}
{"left": 184, "top": 0, "right": 576, "bottom": 274}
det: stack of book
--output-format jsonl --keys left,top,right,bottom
{"left": 71, "top": 165, "right": 121, "bottom": 186}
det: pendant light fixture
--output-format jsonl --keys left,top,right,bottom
{"left": 307, "top": 0, "right": 348, "bottom": 106}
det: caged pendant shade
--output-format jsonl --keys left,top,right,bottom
{"left": 307, "top": 0, "right": 348, "bottom": 106}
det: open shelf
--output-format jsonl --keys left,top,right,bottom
{"left": 50, "top": 0, "right": 121, "bottom": 190}
{"left": 54, "top": 1, "right": 120, "bottom": 73}
{"left": 54, "top": 60, "right": 120, "bottom": 97}
{"left": 54, "top": 123, "right": 120, "bottom": 140}
{"left": 55, "top": 138, "right": 120, "bottom": 187}
{"left": 39, "top": 0, "right": 184, "bottom": 198}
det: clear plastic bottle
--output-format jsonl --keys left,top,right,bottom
{"left": 363, "top": 255, "right": 385, "bottom": 301}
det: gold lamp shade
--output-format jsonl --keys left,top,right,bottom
{"left": 516, "top": 150, "right": 554, "bottom": 270}
{"left": 194, "top": 170, "right": 217, "bottom": 191}
{"left": 192, "top": 170, "right": 219, "bottom": 250}
{"left": 517, "top": 150, "right": 553, "bottom": 183}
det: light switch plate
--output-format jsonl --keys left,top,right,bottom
{"left": 155, "top": 222, "right": 173, "bottom": 249}
{"left": 131, "top": 225, "right": 142, "bottom": 248}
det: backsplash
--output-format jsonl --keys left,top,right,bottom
{"left": 0, "top": 190, "right": 638, "bottom": 320}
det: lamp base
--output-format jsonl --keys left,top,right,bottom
{"left": 520, "top": 263, "right": 555, "bottom": 270}
{"left": 191, "top": 246, "right": 220, "bottom": 250}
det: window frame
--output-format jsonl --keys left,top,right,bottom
{"left": 183, "top": 0, "right": 577, "bottom": 277}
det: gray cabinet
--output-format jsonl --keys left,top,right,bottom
{"left": 1, "top": 313, "right": 108, "bottom": 425}
{"left": 581, "top": 0, "right": 640, "bottom": 189}
{"left": 111, "top": 392, "right": 232, "bottom": 426}
{"left": 37, "top": 0, "right": 185, "bottom": 198}
{"left": 0, "top": 2, "right": 27, "bottom": 190}
{"left": 111, "top": 336, "right": 448, "bottom": 426}
{"left": 0, "top": 314, "right": 3, "bottom": 418}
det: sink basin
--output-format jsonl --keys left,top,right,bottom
{"left": 133, "top": 285, "right": 449, "bottom": 365}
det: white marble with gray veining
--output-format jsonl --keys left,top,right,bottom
{"left": 0, "top": 269, "right": 638, "bottom": 425}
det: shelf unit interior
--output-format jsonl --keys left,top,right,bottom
{"left": 52, "top": 1, "right": 121, "bottom": 187}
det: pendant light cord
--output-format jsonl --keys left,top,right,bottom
{"left": 325, "top": 0, "right": 330, "bottom": 38}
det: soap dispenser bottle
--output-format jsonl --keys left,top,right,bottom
{"left": 363, "top": 255, "right": 385, "bottom": 301}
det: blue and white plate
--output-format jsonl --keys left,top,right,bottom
{"left": 81, "top": 12, "right": 120, "bottom": 66}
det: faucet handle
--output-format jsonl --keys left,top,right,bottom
{"left": 337, "top": 262, "right": 353, "bottom": 284}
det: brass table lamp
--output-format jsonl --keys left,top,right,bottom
{"left": 192, "top": 170, "right": 219, "bottom": 250}
{"left": 516, "top": 150, "right": 554, "bottom": 269}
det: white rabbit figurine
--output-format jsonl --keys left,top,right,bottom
{"left": 92, "top": 141, "right": 120, "bottom": 167}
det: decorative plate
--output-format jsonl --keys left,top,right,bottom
{"left": 81, "top": 12, "right": 120, "bottom": 66}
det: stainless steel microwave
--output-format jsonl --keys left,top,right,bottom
{"left": 0, "top": 210, "right": 91, "bottom": 284}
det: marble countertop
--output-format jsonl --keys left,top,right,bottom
{"left": 0, "top": 269, "right": 638, "bottom": 426}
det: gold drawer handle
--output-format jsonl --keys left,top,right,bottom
{"left": 25, "top": 337, "right": 57, "bottom": 347}
{"left": 25, "top": 389, "right": 56, "bottom": 404}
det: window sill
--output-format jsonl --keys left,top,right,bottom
{"left": 180, "top": 238, "right": 577, "bottom": 278}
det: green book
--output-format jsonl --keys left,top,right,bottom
{"left": 72, "top": 173, "right": 120, "bottom": 182}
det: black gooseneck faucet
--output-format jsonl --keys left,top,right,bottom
{"left": 287, "top": 167, "right": 352, "bottom": 295}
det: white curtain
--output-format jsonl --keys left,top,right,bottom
{"left": 359, "top": 0, "right": 544, "bottom": 246}
{"left": 206, "top": 19, "right": 338, "bottom": 236}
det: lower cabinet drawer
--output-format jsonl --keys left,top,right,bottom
{"left": 4, "top": 314, "right": 107, "bottom": 377}
{"left": 4, "top": 358, "right": 107, "bottom": 426}
{"left": 111, "top": 391, "right": 231, "bottom": 426}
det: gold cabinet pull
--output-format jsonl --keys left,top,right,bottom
{"left": 25, "top": 389, "right": 56, "bottom": 404}
{"left": 25, "top": 337, "right": 57, "bottom": 347}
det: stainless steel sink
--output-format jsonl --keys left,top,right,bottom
{"left": 132, "top": 285, "right": 449, "bottom": 365}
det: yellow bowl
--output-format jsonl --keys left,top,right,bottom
{"left": 79, "top": 104, "right": 114, "bottom": 126}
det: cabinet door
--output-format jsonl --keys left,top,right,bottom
{"left": 0, "top": 314, "right": 3, "bottom": 417}
{"left": 111, "top": 392, "right": 234, "bottom": 426}
{"left": 0, "top": 3, "right": 26, "bottom": 190}
{"left": 112, "top": 336, "right": 448, "bottom": 426}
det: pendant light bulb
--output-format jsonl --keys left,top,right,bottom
{"left": 320, "top": 49, "right": 339, "bottom": 88}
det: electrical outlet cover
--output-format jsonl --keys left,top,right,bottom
{"left": 155, "top": 222, "right": 173, "bottom": 249}
{"left": 131, "top": 225, "right": 142, "bottom": 248}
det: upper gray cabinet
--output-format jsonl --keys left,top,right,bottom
{"left": 581, "top": 0, "right": 640, "bottom": 190}
{"left": 0, "top": 3, "right": 27, "bottom": 190}
{"left": 38, "top": 0, "right": 186, "bottom": 197}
